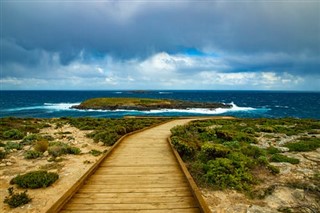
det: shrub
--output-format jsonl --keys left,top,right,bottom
{"left": 3, "top": 187, "right": 31, "bottom": 208}
{"left": 48, "top": 146, "right": 64, "bottom": 157}
{"left": 3, "top": 129, "right": 24, "bottom": 140}
{"left": 259, "top": 126, "right": 274, "bottom": 133}
{"left": 202, "top": 158, "right": 253, "bottom": 191}
{"left": 89, "top": 149, "right": 102, "bottom": 156}
{"left": 171, "top": 136, "right": 195, "bottom": 159}
{"left": 0, "top": 150, "right": 6, "bottom": 159}
{"left": 66, "top": 146, "right": 81, "bottom": 155}
{"left": 268, "top": 164, "right": 280, "bottom": 174}
{"left": 270, "top": 154, "right": 300, "bottom": 164}
{"left": 24, "top": 150, "right": 43, "bottom": 159}
{"left": 257, "top": 156, "right": 269, "bottom": 166}
{"left": 285, "top": 137, "right": 320, "bottom": 152}
{"left": 241, "top": 145, "right": 266, "bottom": 159}
{"left": 10, "top": 170, "right": 59, "bottom": 189}
{"left": 21, "top": 134, "right": 41, "bottom": 145}
{"left": 267, "top": 146, "right": 281, "bottom": 154}
{"left": 215, "top": 129, "right": 234, "bottom": 141}
{"left": 33, "top": 140, "right": 48, "bottom": 152}
{"left": 91, "top": 131, "right": 120, "bottom": 146}
{"left": 5, "top": 142, "right": 23, "bottom": 151}
{"left": 200, "top": 143, "right": 230, "bottom": 159}
{"left": 48, "top": 142, "right": 81, "bottom": 157}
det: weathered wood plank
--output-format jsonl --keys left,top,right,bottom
{"left": 67, "top": 196, "right": 195, "bottom": 204}
{"left": 73, "top": 191, "right": 193, "bottom": 198}
{"left": 78, "top": 186, "right": 191, "bottom": 193}
{"left": 63, "top": 201, "right": 198, "bottom": 210}
{"left": 60, "top": 208, "right": 200, "bottom": 213}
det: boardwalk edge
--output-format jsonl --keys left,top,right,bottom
{"left": 168, "top": 137, "right": 212, "bottom": 213}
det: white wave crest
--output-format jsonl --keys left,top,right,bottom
{"left": 6, "top": 103, "right": 80, "bottom": 112}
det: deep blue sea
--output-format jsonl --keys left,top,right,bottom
{"left": 0, "top": 90, "right": 319, "bottom": 119}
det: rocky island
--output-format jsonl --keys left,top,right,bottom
{"left": 71, "top": 97, "right": 232, "bottom": 111}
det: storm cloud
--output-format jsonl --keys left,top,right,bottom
{"left": 1, "top": 1, "right": 319, "bottom": 90}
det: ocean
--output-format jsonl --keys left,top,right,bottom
{"left": 0, "top": 90, "right": 319, "bottom": 119}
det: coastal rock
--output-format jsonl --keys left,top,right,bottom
{"left": 270, "top": 162, "right": 292, "bottom": 174}
{"left": 0, "top": 147, "right": 5, "bottom": 152}
{"left": 43, "top": 151, "right": 49, "bottom": 157}
{"left": 292, "top": 189, "right": 305, "bottom": 200}
{"left": 98, "top": 142, "right": 104, "bottom": 146}
{"left": 23, "top": 145, "right": 31, "bottom": 150}
{"left": 0, "top": 163, "right": 6, "bottom": 167}
{"left": 9, "top": 156, "right": 16, "bottom": 163}
{"left": 6, "top": 162, "right": 13, "bottom": 166}
{"left": 277, "top": 147, "right": 290, "bottom": 152}
{"left": 247, "top": 205, "right": 274, "bottom": 213}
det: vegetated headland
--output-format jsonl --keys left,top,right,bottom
{"left": 71, "top": 97, "right": 231, "bottom": 111}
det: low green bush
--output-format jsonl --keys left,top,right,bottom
{"left": 24, "top": 150, "right": 43, "bottom": 159}
{"left": 48, "top": 142, "right": 81, "bottom": 157}
{"left": 21, "top": 134, "right": 41, "bottom": 145}
{"left": 270, "top": 154, "right": 300, "bottom": 164}
{"left": 3, "top": 129, "right": 24, "bottom": 140}
{"left": 267, "top": 146, "right": 281, "bottom": 154}
{"left": 3, "top": 187, "right": 31, "bottom": 208}
{"left": 259, "top": 126, "right": 275, "bottom": 133}
{"left": 285, "top": 137, "right": 320, "bottom": 152}
{"left": 171, "top": 136, "right": 195, "bottom": 159}
{"left": 0, "top": 150, "right": 6, "bottom": 159}
{"left": 200, "top": 143, "right": 230, "bottom": 159}
{"left": 48, "top": 146, "right": 64, "bottom": 157}
{"left": 10, "top": 170, "right": 59, "bottom": 189}
{"left": 5, "top": 142, "right": 23, "bottom": 151}
{"left": 66, "top": 146, "right": 81, "bottom": 155}
{"left": 267, "top": 164, "right": 280, "bottom": 174}
{"left": 202, "top": 158, "right": 254, "bottom": 191}
{"left": 89, "top": 149, "right": 102, "bottom": 156}
{"left": 241, "top": 145, "right": 266, "bottom": 159}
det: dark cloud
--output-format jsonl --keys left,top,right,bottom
{"left": 1, "top": 1, "right": 319, "bottom": 90}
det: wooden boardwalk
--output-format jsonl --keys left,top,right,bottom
{"left": 60, "top": 119, "right": 208, "bottom": 213}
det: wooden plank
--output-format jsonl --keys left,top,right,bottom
{"left": 60, "top": 208, "right": 200, "bottom": 213}
{"left": 78, "top": 187, "right": 191, "bottom": 193}
{"left": 73, "top": 191, "right": 193, "bottom": 198}
{"left": 88, "top": 175, "right": 185, "bottom": 181}
{"left": 62, "top": 201, "right": 198, "bottom": 210}
{"left": 67, "top": 196, "right": 195, "bottom": 204}
{"left": 95, "top": 167, "right": 181, "bottom": 175}
{"left": 80, "top": 183, "right": 189, "bottom": 189}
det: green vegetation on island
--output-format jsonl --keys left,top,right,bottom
{"left": 72, "top": 97, "right": 231, "bottom": 110}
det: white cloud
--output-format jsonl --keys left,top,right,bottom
{"left": 0, "top": 50, "right": 317, "bottom": 90}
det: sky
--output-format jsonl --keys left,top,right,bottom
{"left": 1, "top": 0, "right": 320, "bottom": 91}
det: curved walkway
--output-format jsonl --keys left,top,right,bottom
{"left": 60, "top": 119, "right": 206, "bottom": 212}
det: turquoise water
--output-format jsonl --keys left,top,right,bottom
{"left": 0, "top": 90, "right": 319, "bottom": 119}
